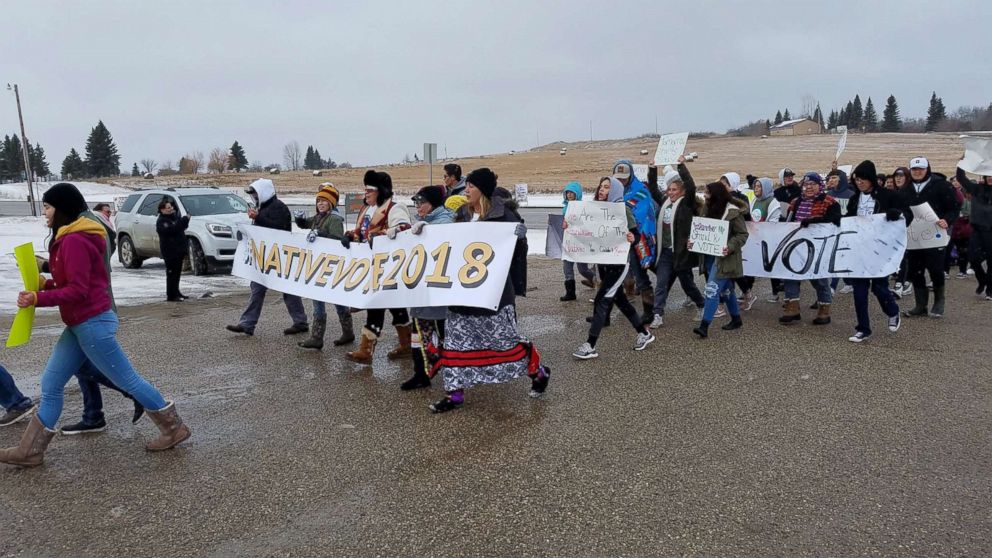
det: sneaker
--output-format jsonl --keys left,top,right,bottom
{"left": 529, "top": 367, "right": 551, "bottom": 398}
{"left": 901, "top": 284, "right": 913, "bottom": 296}
{"left": 633, "top": 332, "right": 656, "bottom": 351}
{"left": 0, "top": 404, "right": 36, "bottom": 427}
{"left": 283, "top": 324, "right": 309, "bottom": 335}
{"left": 848, "top": 331, "right": 870, "bottom": 343}
{"left": 839, "top": 285, "right": 854, "bottom": 294}
{"left": 695, "top": 307, "right": 704, "bottom": 321}
{"left": 572, "top": 342, "right": 599, "bottom": 360}
{"left": 967, "top": 269, "right": 975, "bottom": 276}
{"left": 944, "top": 272, "right": 950, "bottom": 279}
{"left": 888, "top": 314, "right": 901, "bottom": 333}
{"left": 648, "top": 315, "right": 664, "bottom": 329}
{"left": 956, "top": 272, "right": 968, "bottom": 279}
{"left": 226, "top": 324, "right": 253, "bottom": 336}
{"left": 429, "top": 396, "right": 463, "bottom": 414}
{"left": 893, "top": 282, "right": 903, "bottom": 292}
{"left": 713, "top": 305, "right": 727, "bottom": 318}
{"left": 742, "top": 292, "right": 757, "bottom": 311}
{"left": 986, "top": 295, "right": 992, "bottom": 301}
{"left": 682, "top": 299, "right": 696, "bottom": 308}
{"left": 60, "top": 419, "right": 107, "bottom": 435}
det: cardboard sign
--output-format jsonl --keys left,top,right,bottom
{"left": 906, "top": 203, "right": 950, "bottom": 250}
{"left": 687, "top": 217, "right": 729, "bottom": 257}
{"left": 514, "top": 183, "right": 529, "bottom": 204}
{"left": 959, "top": 136, "right": 992, "bottom": 175}
{"left": 561, "top": 201, "right": 630, "bottom": 264}
{"left": 653, "top": 132, "right": 689, "bottom": 166}
{"left": 545, "top": 213, "right": 564, "bottom": 259}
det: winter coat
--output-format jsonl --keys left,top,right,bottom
{"left": 296, "top": 211, "right": 344, "bottom": 240}
{"left": 655, "top": 163, "right": 700, "bottom": 271}
{"left": 251, "top": 180, "right": 292, "bottom": 232}
{"left": 81, "top": 210, "right": 117, "bottom": 312}
{"left": 827, "top": 170, "right": 855, "bottom": 199}
{"left": 448, "top": 177, "right": 467, "bottom": 197}
{"left": 783, "top": 194, "right": 842, "bottom": 225}
{"left": 698, "top": 199, "right": 749, "bottom": 279}
{"left": 93, "top": 211, "right": 116, "bottom": 256}
{"left": 844, "top": 186, "right": 912, "bottom": 224}
{"left": 957, "top": 167, "right": 992, "bottom": 229}
{"left": 615, "top": 159, "right": 657, "bottom": 267}
{"left": 349, "top": 200, "right": 412, "bottom": 242}
{"left": 562, "top": 182, "right": 583, "bottom": 215}
{"left": 35, "top": 217, "right": 112, "bottom": 326}
{"left": 749, "top": 179, "right": 782, "bottom": 223}
{"left": 156, "top": 212, "right": 189, "bottom": 261}
{"left": 410, "top": 206, "right": 456, "bottom": 320}
{"left": 904, "top": 170, "right": 960, "bottom": 228}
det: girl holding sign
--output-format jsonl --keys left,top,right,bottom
{"left": 559, "top": 181, "right": 597, "bottom": 300}
{"left": 3, "top": 183, "right": 190, "bottom": 467}
{"left": 691, "top": 183, "right": 749, "bottom": 338}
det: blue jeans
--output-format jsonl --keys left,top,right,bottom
{"left": 701, "top": 258, "right": 740, "bottom": 322}
{"left": 783, "top": 278, "right": 833, "bottom": 304}
{"left": 627, "top": 250, "right": 653, "bottom": 293}
{"left": 562, "top": 260, "right": 594, "bottom": 282}
{"left": 850, "top": 277, "right": 899, "bottom": 335}
{"left": 37, "top": 311, "right": 168, "bottom": 429}
{"left": 239, "top": 281, "right": 308, "bottom": 333}
{"left": 311, "top": 300, "right": 348, "bottom": 320}
{"left": 0, "top": 365, "right": 32, "bottom": 412}
{"left": 653, "top": 247, "right": 704, "bottom": 316}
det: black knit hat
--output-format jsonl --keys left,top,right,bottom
{"left": 466, "top": 168, "right": 497, "bottom": 198}
{"left": 412, "top": 185, "right": 445, "bottom": 209}
{"left": 852, "top": 160, "right": 878, "bottom": 186}
{"left": 42, "top": 183, "right": 87, "bottom": 218}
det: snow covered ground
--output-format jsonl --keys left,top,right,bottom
{"left": 0, "top": 181, "right": 133, "bottom": 203}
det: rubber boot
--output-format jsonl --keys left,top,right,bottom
{"left": 345, "top": 328, "right": 378, "bottom": 364}
{"left": 904, "top": 286, "right": 929, "bottom": 317}
{"left": 640, "top": 289, "right": 655, "bottom": 326}
{"left": 401, "top": 348, "right": 432, "bottom": 391}
{"left": 145, "top": 402, "right": 191, "bottom": 452}
{"left": 387, "top": 324, "right": 413, "bottom": 360}
{"left": 721, "top": 315, "right": 743, "bottom": 330}
{"left": 812, "top": 303, "right": 831, "bottom": 325}
{"left": 298, "top": 315, "right": 326, "bottom": 350}
{"left": 559, "top": 280, "right": 577, "bottom": 301}
{"left": 693, "top": 320, "right": 710, "bottom": 338}
{"left": 779, "top": 299, "right": 801, "bottom": 324}
{"left": 0, "top": 416, "right": 56, "bottom": 467}
{"left": 931, "top": 285, "right": 946, "bottom": 317}
{"left": 333, "top": 312, "right": 356, "bottom": 346}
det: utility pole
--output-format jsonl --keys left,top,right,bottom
{"left": 7, "top": 84, "right": 36, "bottom": 216}
{"left": 589, "top": 120, "right": 593, "bottom": 141}
{"left": 655, "top": 115, "right": 658, "bottom": 135}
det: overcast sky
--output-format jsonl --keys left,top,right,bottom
{"left": 2, "top": 0, "right": 990, "bottom": 171}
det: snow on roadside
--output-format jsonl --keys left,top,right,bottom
{"left": 0, "top": 181, "right": 134, "bottom": 203}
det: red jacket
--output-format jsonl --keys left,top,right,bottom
{"left": 35, "top": 218, "right": 112, "bottom": 326}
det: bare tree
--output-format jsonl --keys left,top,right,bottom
{"left": 139, "top": 159, "right": 158, "bottom": 174}
{"left": 207, "top": 148, "right": 227, "bottom": 173}
{"left": 160, "top": 159, "right": 175, "bottom": 171}
{"left": 188, "top": 151, "right": 205, "bottom": 174}
{"left": 249, "top": 160, "right": 264, "bottom": 172}
{"left": 800, "top": 95, "right": 817, "bottom": 119}
{"left": 283, "top": 141, "right": 302, "bottom": 171}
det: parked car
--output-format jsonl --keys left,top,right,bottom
{"left": 114, "top": 187, "right": 250, "bottom": 275}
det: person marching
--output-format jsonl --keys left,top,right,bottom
{"left": 572, "top": 177, "right": 656, "bottom": 359}
{"left": 750, "top": 177, "right": 786, "bottom": 302}
{"left": 343, "top": 170, "right": 413, "bottom": 364}
{"left": 955, "top": 162, "right": 992, "bottom": 299}
{"left": 845, "top": 161, "right": 906, "bottom": 342}
{"left": 691, "top": 182, "right": 749, "bottom": 338}
{"left": 295, "top": 183, "right": 355, "bottom": 350}
{"left": 429, "top": 168, "right": 550, "bottom": 413}
{"left": 779, "top": 172, "right": 841, "bottom": 325}
{"left": 890, "top": 167, "right": 913, "bottom": 297}
{"left": 559, "top": 181, "right": 597, "bottom": 301}
{"left": 611, "top": 160, "right": 658, "bottom": 325}
{"left": 2, "top": 183, "right": 190, "bottom": 467}
{"left": 401, "top": 185, "right": 455, "bottom": 390}
{"left": 156, "top": 197, "right": 190, "bottom": 302}
{"left": 0, "top": 365, "right": 35, "bottom": 427}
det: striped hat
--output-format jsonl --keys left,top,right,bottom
{"left": 316, "top": 182, "right": 340, "bottom": 208}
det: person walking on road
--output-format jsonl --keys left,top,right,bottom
{"left": 956, "top": 162, "right": 992, "bottom": 299}
{"left": 559, "top": 181, "right": 596, "bottom": 301}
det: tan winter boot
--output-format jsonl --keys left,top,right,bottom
{"left": 779, "top": 299, "right": 801, "bottom": 324}
{"left": 345, "top": 327, "right": 378, "bottom": 364}
{"left": 812, "top": 303, "right": 832, "bottom": 325}
{"left": 0, "top": 415, "right": 57, "bottom": 467}
{"left": 387, "top": 324, "right": 413, "bottom": 360}
{"left": 145, "top": 401, "right": 191, "bottom": 452}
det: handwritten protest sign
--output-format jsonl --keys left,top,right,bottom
{"left": 687, "top": 217, "right": 729, "bottom": 257}
{"left": 959, "top": 136, "right": 992, "bottom": 175}
{"left": 561, "top": 201, "right": 630, "bottom": 264}
{"left": 545, "top": 213, "right": 564, "bottom": 259}
{"left": 653, "top": 132, "right": 689, "bottom": 166}
{"left": 835, "top": 126, "right": 848, "bottom": 160}
{"left": 7, "top": 243, "right": 39, "bottom": 347}
{"left": 514, "top": 183, "right": 528, "bottom": 204}
{"left": 632, "top": 164, "right": 649, "bottom": 183}
{"left": 906, "top": 203, "right": 950, "bottom": 250}
{"left": 741, "top": 215, "right": 906, "bottom": 279}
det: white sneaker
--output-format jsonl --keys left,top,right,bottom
{"left": 742, "top": 292, "right": 757, "bottom": 310}
{"left": 713, "top": 305, "right": 727, "bottom": 318}
{"left": 967, "top": 269, "right": 975, "bottom": 276}
{"left": 633, "top": 332, "right": 655, "bottom": 351}
{"left": 572, "top": 342, "right": 599, "bottom": 360}
{"left": 839, "top": 285, "right": 854, "bottom": 294}
{"left": 648, "top": 315, "right": 664, "bottom": 329}
{"left": 956, "top": 272, "right": 968, "bottom": 279}
{"left": 766, "top": 293, "right": 781, "bottom": 303}
{"left": 893, "top": 282, "right": 903, "bottom": 292}
{"left": 848, "top": 331, "right": 870, "bottom": 343}
{"left": 888, "top": 314, "right": 901, "bottom": 332}
{"left": 901, "top": 284, "right": 913, "bottom": 295}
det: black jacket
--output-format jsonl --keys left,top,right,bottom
{"left": 654, "top": 163, "right": 700, "bottom": 271}
{"left": 844, "top": 186, "right": 912, "bottom": 224}
{"left": 774, "top": 183, "right": 802, "bottom": 204}
{"left": 957, "top": 167, "right": 992, "bottom": 229}
{"left": 903, "top": 172, "right": 960, "bottom": 226}
{"left": 254, "top": 196, "right": 292, "bottom": 232}
{"left": 452, "top": 194, "right": 526, "bottom": 316}
{"left": 156, "top": 212, "right": 189, "bottom": 261}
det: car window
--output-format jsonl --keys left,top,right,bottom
{"left": 137, "top": 194, "right": 165, "bottom": 216}
{"left": 119, "top": 194, "right": 141, "bottom": 213}
{"left": 179, "top": 193, "right": 249, "bottom": 216}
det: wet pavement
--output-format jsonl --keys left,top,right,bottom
{"left": 1, "top": 257, "right": 989, "bottom": 557}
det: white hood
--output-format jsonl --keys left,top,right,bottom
{"left": 248, "top": 178, "right": 276, "bottom": 205}
{"left": 722, "top": 172, "right": 745, "bottom": 193}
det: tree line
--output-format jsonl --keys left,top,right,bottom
{"left": 0, "top": 134, "right": 50, "bottom": 182}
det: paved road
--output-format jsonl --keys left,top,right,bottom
{"left": 1, "top": 258, "right": 989, "bottom": 556}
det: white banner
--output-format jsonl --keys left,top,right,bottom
{"left": 906, "top": 203, "right": 951, "bottom": 250}
{"left": 232, "top": 223, "right": 518, "bottom": 310}
{"left": 654, "top": 132, "right": 689, "bottom": 165}
{"left": 687, "top": 216, "right": 729, "bottom": 256}
{"left": 959, "top": 136, "right": 992, "bottom": 175}
{"left": 741, "top": 215, "right": 906, "bottom": 279}
{"left": 835, "top": 127, "right": 848, "bottom": 160}
{"left": 561, "top": 201, "right": 630, "bottom": 264}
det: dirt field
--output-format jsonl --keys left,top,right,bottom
{"left": 105, "top": 132, "right": 970, "bottom": 196}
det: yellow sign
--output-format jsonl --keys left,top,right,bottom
{"left": 7, "top": 242, "right": 39, "bottom": 347}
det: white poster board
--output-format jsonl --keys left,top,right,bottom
{"left": 561, "top": 200, "right": 630, "bottom": 264}
{"left": 632, "top": 164, "right": 649, "bottom": 184}
{"left": 906, "top": 203, "right": 951, "bottom": 250}
{"left": 687, "top": 217, "right": 729, "bottom": 257}
{"left": 835, "top": 127, "right": 848, "bottom": 160}
{"left": 959, "top": 136, "right": 992, "bottom": 175}
{"left": 653, "top": 132, "right": 689, "bottom": 166}
{"left": 514, "top": 183, "right": 529, "bottom": 204}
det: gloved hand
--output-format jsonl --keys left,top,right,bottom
{"left": 411, "top": 221, "right": 427, "bottom": 235}
{"left": 293, "top": 210, "right": 306, "bottom": 219}
{"left": 885, "top": 208, "right": 903, "bottom": 221}
{"left": 307, "top": 230, "right": 318, "bottom": 243}
{"left": 514, "top": 222, "right": 527, "bottom": 239}
{"left": 340, "top": 236, "right": 351, "bottom": 249}
{"left": 386, "top": 228, "right": 398, "bottom": 240}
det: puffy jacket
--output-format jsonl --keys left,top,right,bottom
{"left": 251, "top": 179, "right": 292, "bottom": 231}
{"left": 156, "top": 212, "right": 189, "bottom": 261}
{"left": 904, "top": 170, "right": 960, "bottom": 226}
{"left": 35, "top": 217, "right": 112, "bottom": 326}
{"left": 655, "top": 163, "right": 700, "bottom": 271}
{"left": 296, "top": 211, "right": 344, "bottom": 240}
{"left": 452, "top": 194, "right": 526, "bottom": 316}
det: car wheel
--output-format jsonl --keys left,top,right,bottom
{"left": 118, "top": 235, "right": 143, "bottom": 269}
{"left": 188, "top": 237, "right": 208, "bottom": 276}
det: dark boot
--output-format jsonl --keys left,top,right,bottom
{"left": 721, "top": 315, "right": 743, "bottom": 330}
{"left": 298, "top": 315, "right": 326, "bottom": 350}
{"left": 693, "top": 321, "right": 710, "bottom": 338}
{"left": 333, "top": 312, "right": 356, "bottom": 346}
{"left": 904, "top": 287, "right": 929, "bottom": 317}
{"left": 401, "top": 352, "right": 431, "bottom": 391}
{"left": 640, "top": 289, "right": 655, "bottom": 326}
{"left": 0, "top": 416, "right": 56, "bottom": 467}
{"left": 144, "top": 402, "right": 191, "bottom": 452}
{"left": 559, "top": 280, "right": 577, "bottom": 301}
{"left": 931, "top": 286, "right": 946, "bottom": 317}
{"left": 812, "top": 303, "right": 831, "bottom": 325}
{"left": 387, "top": 324, "right": 413, "bottom": 360}
{"left": 283, "top": 323, "right": 309, "bottom": 335}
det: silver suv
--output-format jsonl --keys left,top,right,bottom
{"left": 114, "top": 187, "right": 251, "bottom": 275}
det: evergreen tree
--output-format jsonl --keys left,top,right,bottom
{"left": 324, "top": 157, "right": 337, "bottom": 169}
{"left": 228, "top": 141, "right": 248, "bottom": 172}
{"left": 827, "top": 110, "right": 838, "bottom": 130}
{"left": 131, "top": 162, "right": 140, "bottom": 176}
{"left": 882, "top": 95, "right": 902, "bottom": 132}
{"left": 813, "top": 104, "right": 824, "bottom": 130}
{"left": 765, "top": 119, "right": 771, "bottom": 132}
{"left": 84, "top": 120, "right": 121, "bottom": 177}
{"left": 863, "top": 97, "right": 878, "bottom": 132}
{"left": 0, "top": 135, "right": 10, "bottom": 182}
{"left": 61, "top": 148, "right": 86, "bottom": 178}
{"left": 30, "top": 142, "right": 50, "bottom": 177}
{"left": 4, "top": 135, "right": 25, "bottom": 180}
{"left": 783, "top": 109, "right": 792, "bottom": 121}
{"left": 303, "top": 145, "right": 316, "bottom": 170}
{"left": 926, "top": 91, "right": 947, "bottom": 131}
{"left": 313, "top": 149, "right": 323, "bottom": 169}
{"left": 774, "top": 110, "right": 783, "bottom": 125}
{"left": 851, "top": 95, "right": 863, "bottom": 129}
{"left": 839, "top": 107, "right": 848, "bottom": 127}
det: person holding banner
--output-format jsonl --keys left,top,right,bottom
{"left": 344, "top": 170, "right": 414, "bottom": 364}
{"left": 779, "top": 172, "right": 841, "bottom": 325}
{"left": 690, "top": 182, "right": 749, "bottom": 338}
{"left": 612, "top": 160, "right": 658, "bottom": 325}
{"left": 750, "top": 178, "right": 786, "bottom": 302}
{"left": 3, "top": 183, "right": 190, "bottom": 467}
{"left": 559, "top": 181, "right": 596, "bottom": 301}
{"left": 573, "top": 177, "right": 656, "bottom": 359}
{"left": 903, "top": 157, "right": 960, "bottom": 318}
{"left": 429, "top": 168, "right": 550, "bottom": 413}
{"left": 721, "top": 172, "right": 757, "bottom": 310}
{"left": 775, "top": 168, "right": 802, "bottom": 204}
{"left": 955, "top": 163, "right": 992, "bottom": 299}
{"left": 844, "top": 160, "right": 906, "bottom": 342}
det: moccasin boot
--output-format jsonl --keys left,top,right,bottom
{"left": 0, "top": 416, "right": 56, "bottom": 467}
{"left": 145, "top": 401, "right": 191, "bottom": 452}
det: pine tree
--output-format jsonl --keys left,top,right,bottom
{"left": 827, "top": 110, "right": 838, "bottom": 130}
{"left": 313, "top": 149, "right": 323, "bottom": 169}
{"left": 863, "top": 97, "right": 878, "bottom": 132}
{"left": 926, "top": 91, "right": 947, "bottom": 131}
{"left": 0, "top": 135, "right": 10, "bottom": 182}
{"left": 4, "top": 135, "right": 25, "bottom": 180}
{"left": 61, "top": 148, "right": 86, "bottom": 178}
{"left": 131, "top": 162, "right": 140, "bottom": 176}
{"left": 303, "top": 145, "right": 316, "bottom": 170}
{"left": 774, "top": 110, "right": 783, "bottom": 125}
{"left": 84, "top": 120, "right": 121, "bottom": 177}
{"left": 850, "top": 95, "right": 863, "bottom": 129}
{"left": 228, "top": 141, "right": 248, "bottom": 172}
{"left": 813, "top": 104, "right": 824, "bottom": 130}
{"left": 783, "top": 109, "right": 791, "bottom": 121}
{"left": 882, "top": 95, "right": 902, "bottom": 132}
{"left": 839, "top": 107, "right": 849, "bottom": 127}
{"left": 30, "top": 142, "right": 49, "bottom": 177}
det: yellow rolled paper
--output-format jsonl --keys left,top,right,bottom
{"left": 6, "top": 242, "right": 39, "bottom": 347}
